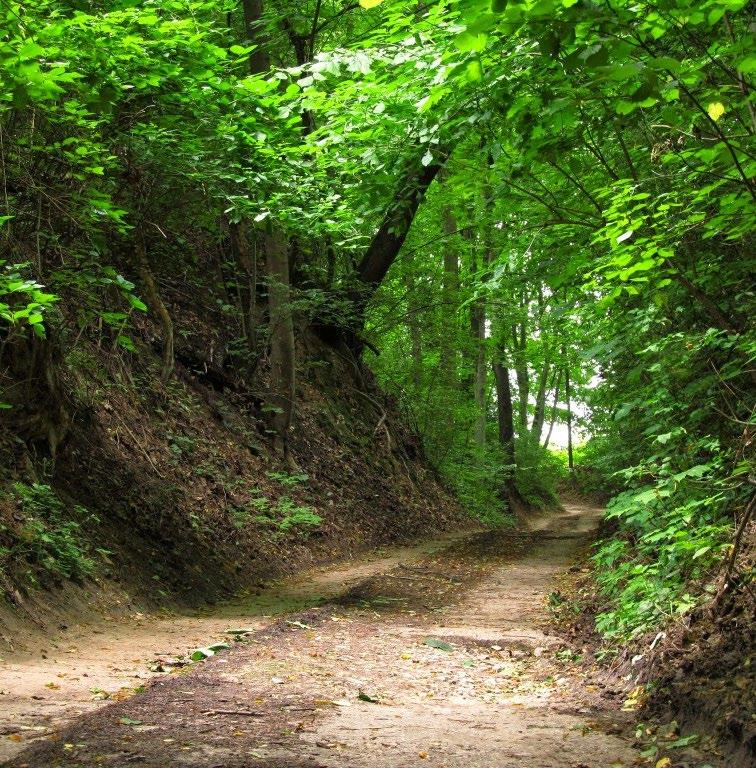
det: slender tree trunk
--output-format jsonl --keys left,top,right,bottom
{"left": 565, "top": 365, "right": 574, "bottom": 471}
{"left": 493, "top": 358, "right": 515, "bottom": 466}
{"left": 472, "top": 172, "right": 494, "bottom": 447}
{"left": 241, "top": 0, "right": 295, "bottom": 461}
{"left": 241, "top": 0, "right": 270, "bottom": 72}
{"left": 470, "top": 235, "right": 488, "bottom": 447}
{"left": 264, "top": 227, "right": 295, "bottom": 464}
{"left": 530, "top": 357, "right": 551, "bottom": 445}
{"left": 409, "top": 321, "right": 422, "bottom": 389}
{"left": 670, "top": 267, "right": 744, "bottom": 336}
{"left": 135, "top": 238, "right": 174, "bottom": 381}
{"left": 541, "top": 368, "right": 562, "bottom": 449}
{"left": 472, "top": 300, "right": 486, "bottom": 446}
{"left": 403, "top": 273, "right": 423, "bottom": 389}
{"left": 229, "top": 220, "right": 257, "bottom": 357}
{"left": 325, "top": 237, "right": 336, "bottom": 288}
{"left": 513, "top": 325, "right": 529, "bottom": 434}
{"left": 440, "top": 204, "right": 458, "bottom": 386}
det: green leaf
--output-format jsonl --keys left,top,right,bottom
{"left": 119, "top": 717, "right": 143, "bottom": 726}
{"left": 190, "top": 643, "right": 229, "bottom": 661}
{"left": 357, "top": 690, "right": 381, "bottom": 703}
{"left": 423, "top": 637, "right": 453, "bottom": 652}
{"left": 117, "top": 335, "right": 136, "bottom": 352}
{"left": 736, "top": 55, "right": 756, "bottom": 75}
{"left": 465, "top": 59, "right": 483, "bottom": 82}
{"left": 455, "top": 31, "right": 487, "bottom": 53}
{"left": 707, "top": 101, "right": 725, "bottom": 121}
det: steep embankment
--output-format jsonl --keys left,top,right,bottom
{"left": 0, "top": 295, "right": 465, "bottom": 645}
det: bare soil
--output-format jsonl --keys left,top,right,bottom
{"left": 1, "top": 504, "right": 657, "bottom": 767}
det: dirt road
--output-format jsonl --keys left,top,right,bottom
{"left": 3, "top": 504, "right": 642, "bottom": 767}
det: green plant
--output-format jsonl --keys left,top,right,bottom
{"left": 592, "top": 473, "right": 734, "bottom": 640}
{"left": 2, "top": 483, "right": 95, "bottom": 584}
{"left": 513, "top": 440, "right": 563, "bottom": 509}
{"left": 439, "top": 443, "right": 513, "bottom": 527}
{"left": 266, "top": 471, "right": 309, "bottom": 487}
{"left": 0, "top": 261, "right": 58, "bottom": 338}
{"left": 274, "top": 498, "right": 322, "bottom": 532}
{"left": 167, "top": 433, "right": 197, "bottom": 462}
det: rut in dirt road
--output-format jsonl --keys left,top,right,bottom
{"left": 4, "top": 504, "right": 641, "bottom": 768}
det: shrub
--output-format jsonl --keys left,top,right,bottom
{"left": 1, "top": 483, "right": 95, "bottom": 585}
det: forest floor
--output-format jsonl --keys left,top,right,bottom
{"left": 3, "top": 503, "right": 652, "bottom": 767}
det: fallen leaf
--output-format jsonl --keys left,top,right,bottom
{"left": 358, "top": 690, "right": 380, "bottom": 703}
{"left": 423, "top": 637, "right": 453, "bottom": 652}
{"left": 119, "top": 717, "right": 143, "bottom": 726}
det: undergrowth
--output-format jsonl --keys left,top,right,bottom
{"left": 573, "top": 434, "right": 741, "bottom": 642}
{"left": 0, "top": 483, "right": 96, "bottom": 588}
{"left": 438, "top": 443, "right": 512, "bottom": 527}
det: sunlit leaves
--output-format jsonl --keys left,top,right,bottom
{"left": 454, "top": 31, "right": 487, "bottom": 53}
{"left": 706, "top": 101, "right": 726, "bottom": 121}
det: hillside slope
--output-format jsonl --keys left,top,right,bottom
{"left": 0, "top": 278, "right": 465, "bottom": 643}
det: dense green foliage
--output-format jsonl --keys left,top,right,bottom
{"left": 1, "top": 0, "right": 753, "bottom": 642}
{"left": 1, "top": 483, "right": 95, "bottom": 585}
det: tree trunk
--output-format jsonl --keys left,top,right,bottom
{"left": 472, "top": 172, "right": 493, "bottom": 447}
{"left": 440, "top": 203, "right": 458, "bottom": 386}
{"left": 470, "top": 233, "right": 487, "bottom": 446}
{"left": 403, "top": 272, "right": 423, "bottom": 389}
{"left": 512, "top": 327, "right": 529, "bottom": 434}
{"left": 493, "top": 359, "right": 515, "bottom": 467}
{"left": 529, "top": 357, "right": 551, "bottom": 445}
{"left": 135, "top": 239, "right": 174, "bottom": 381}
{"left": 565, "top": 365, "right": 574, "bottom": 471}
{"left": 472, "top": 299, "right": 486, "bottom": 446}
{"left": 541, "top": 368, "right": 562, "bottom": 449}
{"left": 409, "top": 320, "right": 422, "bottom": 389}
{"left": 357, "top": 153, "right": 445, "bottom": 291}
{"left": 241, "top": 0, "right": 294, "bottom": 462}
{"left": 241, "top": 0, "right": 270, "bottom": 73}
{"left": 264, "top": 227, "right": 296, "bottom": 464}
{"left": 229, "top": 219, "right": 257, "bottom": 358}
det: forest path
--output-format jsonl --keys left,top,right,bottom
{"left": 0, "top": 532, "right": 471, "bottom": 762}
{"left": 3, "top": 503, "right": 641, "bottom": 768}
